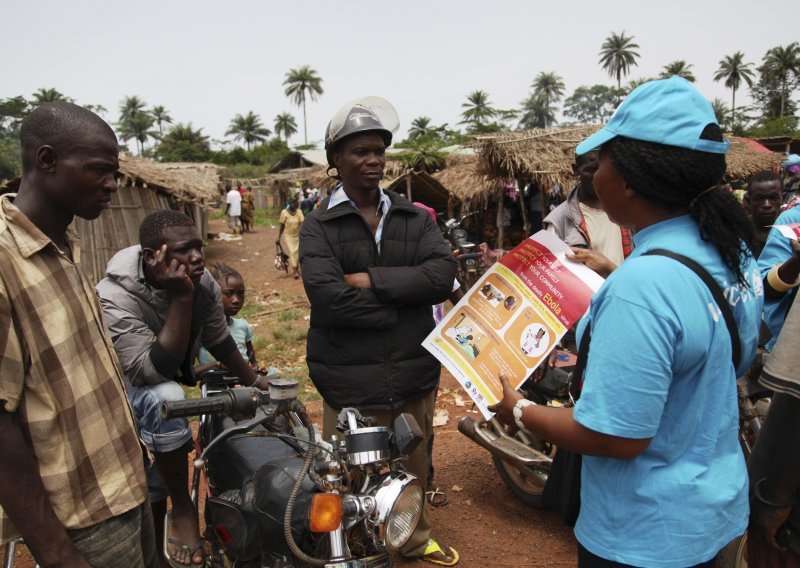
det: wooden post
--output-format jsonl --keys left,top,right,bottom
{"left": 496, "top": 194, "right": 505, "bottom": 249}
{"left": 406, "top": 174, "right": 413, "bottom": 202}
{"left": 517, "top": 177, "right": 530, "bottom": 236}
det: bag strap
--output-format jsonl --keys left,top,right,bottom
{"left": 643, "top": 248, "right": 741, "bottom": 369}
{"left": 572, "top": 249, "right": 742, "bottom": 401}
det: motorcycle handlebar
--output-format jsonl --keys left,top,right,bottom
{"left": 161, "top": 387, "right": 268, "bottom": 420}
{"left": 162, "top": 396, "right": 226, "bottom": 419}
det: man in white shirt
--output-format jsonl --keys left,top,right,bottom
{"left": 225, "top": 186, "right": 242, "bottom": 235}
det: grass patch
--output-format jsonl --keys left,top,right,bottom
{"left": 275, "top": 309, "right": 303, "bottom": 322}
{"left": 272, "top": 327, "right": 308, "bottom": 342}
{"left": 209, "top": 206, "right": 282, "bottom": 228}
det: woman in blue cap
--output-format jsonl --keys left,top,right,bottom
{"left": 490, "top": 77, "right": 763, "bottom": 567}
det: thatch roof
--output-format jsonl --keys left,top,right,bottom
{"left": 433, "top": 154, "right": 498, "bottom": 207}
{"left": 477, "top": 126, "right": 784, "bottom": 186}
{"left": 1, "top": 154, "right": 223, "bottom": 203}
{"left": 726, "top": 137, "right": 783, "bottom": 179}
{"left": 118, "top": 154, "right": 222, "bottom": 203}
{"left": 476, "top": 125, "right": 600, "bottom": 189}
{"left": 303, "top": 160, "right": 408, "bottom": 195}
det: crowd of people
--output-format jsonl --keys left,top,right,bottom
{"left": 2, "top": 78, "right": 800, "bottom": 568}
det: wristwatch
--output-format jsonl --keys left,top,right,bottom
{"left": 512, "top": 399, "right": 536, "bottom": 434}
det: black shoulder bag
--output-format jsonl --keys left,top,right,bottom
{"left": 542, "top": 249, "right": 741, "bottom": 527}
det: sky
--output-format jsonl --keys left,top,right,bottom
{"left": 2, "top": 0, "right": 797, "bottom": 150}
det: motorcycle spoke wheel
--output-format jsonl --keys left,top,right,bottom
{"left": 490, "top": 424, "right": 550, "bottom": 508}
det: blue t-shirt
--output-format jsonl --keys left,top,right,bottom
{"left": 757, "top": 206, "right": 800, "bottom": 350}
{"left": 197, "top": 317, "right": 254, "bottom": 365}
{"left": 573, "top": 215, "right": 762, "bottom": 567}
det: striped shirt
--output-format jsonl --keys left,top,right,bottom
{"left": 0, "top": 195, "right": 147, "bottom": 544}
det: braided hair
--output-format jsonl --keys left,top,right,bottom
{"left": 210, "top": 262, "right": 242, "bottom": 287}
{"left": 605, "top": 124, "right": 754, "bottom": 287}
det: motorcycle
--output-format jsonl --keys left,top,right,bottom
{"left": 162, "top": 370, "right": 426, "bottom": 568}
{"left": 457, "top": 353, "right": 575, "bottom": 507}
{"left": 440, "top": 212, "right": 506, "bottom": 292}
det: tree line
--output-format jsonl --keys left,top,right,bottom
{"left": 1, "top": 35, "right": 798, "bottom": 181}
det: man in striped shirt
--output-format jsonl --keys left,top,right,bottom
{"left": 0, "top": 102, "right": 154, "bottom": 567}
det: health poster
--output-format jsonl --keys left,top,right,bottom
{"left": 422, "top": 230, "right": 605, "bottom": 419}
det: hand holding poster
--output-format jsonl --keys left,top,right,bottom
{"left": 423, "top": 230, "right": 604, "bottom": 419}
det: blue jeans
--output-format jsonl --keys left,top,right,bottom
{"left": 125, "top": 379, "right": 192, "bottom": 502}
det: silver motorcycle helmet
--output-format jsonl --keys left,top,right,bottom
{"left": 324, "top": 96, "right": 400, "bottom": 175}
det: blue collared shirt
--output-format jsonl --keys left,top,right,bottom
{"left": 328, "top": 184, "right": 392, "bottom": 252}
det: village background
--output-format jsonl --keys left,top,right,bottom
{"left": 1, "top": 0, "right": 799, "bottom": 565}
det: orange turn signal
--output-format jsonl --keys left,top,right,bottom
{"left": 309, "top": 493, "right": 343, "bottom": 533}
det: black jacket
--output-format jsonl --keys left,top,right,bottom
{"left": 300, "top": 189, "right": 457, "bottom": 409}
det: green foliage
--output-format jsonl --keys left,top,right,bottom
{"left": 396, "top": 145, "right": 446, "bottom": 173}
{"left": 151, "top": 105, "right": 173, "bottom": 136}
{"left": 31, "top": 88, "right": 73, "bottom": 105}
{"left": 283, "top": 66, "right": 324, "bottom": 144}
{"left": 397, "top": 118, "right": 468, "bottom": 148}
{"left": 154, "top": 122, "right": 211, "bottom": 162}
{"left": 598, "top": 31, "right": 640, "bottom": 89}
{"left": 714, "top": 52, "right": 756, "bottom": 127}
{"left": 747, "top": 117, "right": 800, "bottom": 138}
{"left": 117, "top": 95, "right": 157, "bottom": 154}
{"left": 212, "top": 137, "right": 289, "bottom": 169}
{"left": 519, "top": 92, "right": 557, "bottom": 129}
{"left": 530, "top": 72, "right": 565, "bottom": 126}
{"left": 460, "top": 90, "right": 497, "bottom": 129}
{"left": 710, "top": 98, "right": 731, "bottom": 131}
{"left": 564, "top": 85, "right": 624, "bottom": 124}
{"left": 294, "top": 143, "right": 317, "bottom": 150}
{"left": 659, "top": 60, "right": 696, "bottom": 82}
{"left": 0, "top": 137, "right": 21, "bottom": 181}
{"left": 275, "top": 309, "right": 303, "bottom": 322}
{"left": 273, "top": 112, "right": 298, "bottom": 142}
{"left": 226, "top": 111, "right": 271, "bottom": 151}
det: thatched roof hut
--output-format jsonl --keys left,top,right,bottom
{"left": 477, "top": 125, "right": 783, "bottom": 186}
{"left": 475, "top": 125, "right": 601, "bottom": 190}
{"left": 384, "top": 170, "right": 451, "bottom": 212}
{"left": 726, "top": 137, "right": 783, "bottom": 179}
{"left": 432, "top": 154, "right": 497, "bottom": 209}
{"left": 1, "top": 154, "right": 224, "bottom": 285}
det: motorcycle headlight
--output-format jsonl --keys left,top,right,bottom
{"left": 367, "top": 471, "right": 424, "bottom": 552}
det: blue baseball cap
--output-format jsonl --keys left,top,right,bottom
{"left": 576, "top": 76, "right": 729, "bottom": 156}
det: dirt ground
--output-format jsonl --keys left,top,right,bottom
{"left": 1, "top": 215, "right": 577, "bottom": 568}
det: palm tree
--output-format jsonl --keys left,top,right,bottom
{"left": 518, "top": 93, "right": 557, "bottom": 129}
{"left": 408, "top": 116, "right": 434, "bottom": 140}
{"left": 598, "top": 31, "right": 641, "bottom": 89}
{"left": 119, "top": 96, "right": 147, "bottom": 124}
{"left": 398, "top": 145, "right": 446, "bottom": 173}
{"left": 713, "top": 52, "right": 756, "bottom": 128}
{"left": 283, "top": 66, "right": 324, "bottom": 145}
{"left": 226, "top": 112, "right": 271, "bottom": 151}
{"left": 531, "top": 72, "right": 566, "bottom": 105}
{"left": 31, "top": 88, "right": 73, "bottom": 105}
{"left": 710, "top": 98, "right": 730, "bottom": 130}
{"left": 118, "top": 112, "right": 156, "bottom": 155}
{"left": 530, "top": 72, "right": 565, "bottom": 128}
{"left": 117, "top": 96, "right": 152, "bottom": 154}
{"left": 150, "top": 105, "right": 173, "bottom": 136}
{"left": 273, "top": 112, "right": 298, "bottom": 142}
{"left": 659, "top": 60, "right": 696, "bottom": 82}
{"left": 460, "top": 90, "right": 496, "bottom": 129}
{"left": 763, "top": 42, "right": 800, "bottom": 117}
{"left": 156, "top": 123, "right": 211, "bottom": 162}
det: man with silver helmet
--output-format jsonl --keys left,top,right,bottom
{"left": 299, "top": 97, "right": 459, "bottom": 566}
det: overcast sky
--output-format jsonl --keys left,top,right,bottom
{"left": 2, "top": 0, "right": 796, "bottom": 149}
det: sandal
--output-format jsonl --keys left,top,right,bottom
{"left": 425, "top": 487, "right": 448, "bottom": 508}
{"left": 420, "top": 539, "right": 459, "bottom": 566}
{"left": 163, "top": 510, "right": 205, "bottom": 567}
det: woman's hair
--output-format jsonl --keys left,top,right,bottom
{"left": 605, "top": 124, "right": 754, "bottom": 287}
{"left": 210, "top": 262, "right": 243, "bottom": 287}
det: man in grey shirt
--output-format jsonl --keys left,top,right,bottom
{"left": 97, "top": 210, "right": 261, "bottom": 567}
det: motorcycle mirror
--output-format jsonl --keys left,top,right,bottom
{"left": 392, "top": 413, "right": 423, "bottom": 457}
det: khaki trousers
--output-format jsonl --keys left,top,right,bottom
{"left": 323, "top": 390, "right": 435, "bottom": 558}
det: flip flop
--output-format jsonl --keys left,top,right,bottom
{"left": 420, "top": 538, "right": 459, "bottom": 566}
{"left": 163, "top": 510, "right": 205, "bottom": 567}
{"left": 425, "top": 487, "right": 449, "bottom": 508}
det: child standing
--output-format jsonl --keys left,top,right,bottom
{"left": 196, "top": 263, "right": 259, "bottom": 374}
